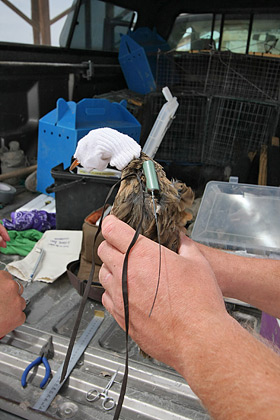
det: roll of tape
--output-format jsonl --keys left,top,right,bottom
{"left": 0, "top": 182, "right": 16, "bottom": 204}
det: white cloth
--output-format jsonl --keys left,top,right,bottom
{"left": 7, "top": 230, "right": 83, "bottom": 283}
{"left": 74, "top": 127, "right": 141, "bottom": 171}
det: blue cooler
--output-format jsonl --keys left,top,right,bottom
{"left": 37, "top": 97, "right": 141, "bottom": 195}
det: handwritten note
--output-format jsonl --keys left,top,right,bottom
{"left": 7, "top": 230, "right": 83, "bottom": 283}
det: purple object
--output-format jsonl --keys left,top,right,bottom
{"left": 260, "top": 312, "right": 280, "bottom": 348}
{"left": 3, "top": 210, "right": 56, "bottom": 232}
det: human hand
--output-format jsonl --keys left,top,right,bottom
{"left": 0, "top": 271, "right": 26, "bottom": 337}
{"left": 98, "top": 216, "right": 228, "bottom": 374}
{"left": 0, "top": 224, "right": 10, "bottom": 248}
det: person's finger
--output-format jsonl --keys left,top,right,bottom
{"left": 97, "top": 240, "right": 124, "bottom": 276}
{"left": 101, "top": 215, "right": 140, "bottom": 254}
{"left": 99, "top": 264, "right": 113, "bottom": 288}
{"left": 0, "top": 271, "right": 12, "bottom": 282}
{"left": 20, "top": 296, "right": 26, "bottom": 311}
{"left": 102, "top": 291, "right": 125, "bottom": 330}
{"left": 0, "top": 225, "right": 10, "bottom": 241}
{"left": 14, "top": 279, "right": 24, "bottom": 295}
{"left": 15, "top": 309, "right": 26, "bottom": 326}
{"left": 0, "top": 237, "right": 7, "bottom": 248}
{"left": 102, "top": 291, "right": 114, "bottom": 313}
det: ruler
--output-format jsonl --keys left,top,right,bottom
{"left": 33, "top": 310, "right": 104, "bottom": 412}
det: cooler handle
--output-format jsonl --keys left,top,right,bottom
{"left": 46, "top": 178, "right": 85, "bottom": 193}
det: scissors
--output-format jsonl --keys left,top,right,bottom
{"left": 86, "top": 369, "right": 119, "bottom": 411}
{"left": 21, "top": 336, "right": 54, "bottom": 389}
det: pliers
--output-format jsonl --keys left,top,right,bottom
{"left": 21, "top": 336, "right": 54, "bottom": 389}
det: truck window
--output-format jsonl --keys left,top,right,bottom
{"left": 221, "top": 14, "right": 250, "bottom": 54}
{"left": 250, "top": 14, "right": 280, "bottom": 55}
{"left": 66, "top": 0, "right": 136, "bottom": 52}
{"left": 167, "top": 14, "right": 216, "bottom": 51}
{"left": 168, "top": 12, "right": 280, "bottom": 56}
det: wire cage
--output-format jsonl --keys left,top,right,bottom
{"left": 206, "top": 52, "right": 280, "bottom": 102}
{"left": 156, "top": 51, "right": 210, "bottom": 93}
{"left": 147, "top": 92, "right": 208, "bottom": 163}
{"left": 203, "top": 97, "right": 279, "bottom": 166}
{"left": 156, "top": 50, "right": 280, "bottom": 102}
{"left": 147, "top": 91, "right": 279, "bottom": 166}
{"left": 155, "top": 50, "right": 280, "bottom": 167}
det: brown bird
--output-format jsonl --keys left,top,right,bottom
{"left": 110, "top": 151, "right": 194, "bottom": 253}
{"left": 70, "top": 128, "right": 194, "bottom": 253}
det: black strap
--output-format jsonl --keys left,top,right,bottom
{"left": 60, "top": 173, "right": 142, "bottom": 384}
{"left": 113, "top": 209, "right": 144, "bottom": 420}
{"left": 61, "top": 170, "right": 147, "bottom": 420}
{"left": 60, "top": 177, "right": 123, "bottom": 382}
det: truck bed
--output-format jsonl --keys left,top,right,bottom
{"left": 0, "top": 189, "right": 209, "bottom": 420}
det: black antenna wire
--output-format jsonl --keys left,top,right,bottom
{"left": 149, "top": 191, "right": 161, "bottom": 317}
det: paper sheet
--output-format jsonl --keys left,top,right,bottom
{"left": 7, "top": 230, "right": 83, "bottom": 283}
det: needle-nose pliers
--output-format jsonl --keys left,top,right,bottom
{"left": 21, "top": 336, "right": 54, "bottom": 389}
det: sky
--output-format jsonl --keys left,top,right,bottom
{"left": 0, "top": 0, "right": 72, "bottom": 46}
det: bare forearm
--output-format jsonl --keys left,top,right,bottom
{"left": 178, "top": 314, "right": 280, "bottom": 420}
{"left": 197, "top": 242, "right": 280, "bottom": 318}
{"left": 98, "top": 218, "right": 280, "bottom": 419}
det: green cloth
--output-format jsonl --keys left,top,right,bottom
{"left": 0, "top": 229, "right": 43, "bottom": 256}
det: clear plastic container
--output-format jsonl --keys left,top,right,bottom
{"left": 191, "top": 178, "right": 280, "bottom": 258}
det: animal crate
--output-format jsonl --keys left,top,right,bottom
{"left": 156, "top": 51, "right": 210, "bottom": 93}
{"left": 205, "top": 52, "right": 280, "bottom": 102}
{"left": 156, "top": 50, "right": 280, "bottom": 102}
{"left": 203, "top": 96, "right": 279, "bottom": 166}
{"left": 37, "top": 97, "right": 141, "bottom": 196}
{"left": 146, "top": 92, "right": 208, "bottom": 164}
{"left": 155, "top": 50, "right": 280, "bottom": 167}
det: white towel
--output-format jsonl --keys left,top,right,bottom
{"left": 7, "top": 230, "right": 82, "bottom": 283}
{"left": 74, "top": 127, "right": 141, "bottom": 171}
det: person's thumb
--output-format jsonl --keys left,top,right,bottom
{"left": 178, "top": 232, "right": 203, "bottom": 261}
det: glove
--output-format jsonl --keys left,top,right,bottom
{"left": 74, "top": 128, "right": 141, "bottom": 171}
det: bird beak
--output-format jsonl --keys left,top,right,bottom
{"left": 70, "top": 159, "right": 79, "bottom": 171}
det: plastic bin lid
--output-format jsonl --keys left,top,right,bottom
{"left": 191, "top": 178, "right": 280, "bottom": 257}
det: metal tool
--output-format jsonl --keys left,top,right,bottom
{"left": 21, "top": 336, "right": 54, "bottom": 389}
{"left": 29, "top": 248, "right": 44, "bottom": 283}
{"left": 86, "top": 368, "right": 119, "bottom": 411}
{"left": 33, "top": 311, "right": 104, "bottom": 412}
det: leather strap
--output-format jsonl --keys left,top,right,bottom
{"left": 113, "top": 209, "right": 143, "bottom": 420}
{"left": 67, "top": 260, "right": 104, "bottom": 302}
{"left": 60, "top": 179, "right": 122, "bottom": 383}
{"left": 60, "top": 174, "right": 132, "bottom": 383}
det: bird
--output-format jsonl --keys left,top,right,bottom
{"left": 70, "top": 128, "right": 194, "bottom": 253}
{"left": 110, "top": 151, "right": 194, "bottom": 253}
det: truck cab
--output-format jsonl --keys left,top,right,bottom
{"left": 0, "top": 1, "right": 280, "bottom": 419}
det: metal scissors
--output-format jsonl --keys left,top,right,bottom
{"left": 21, "top": 336, "right": 54, "bottom": 389}
{"left": 86, "top": 369, "right": 119, "bottom": 411}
